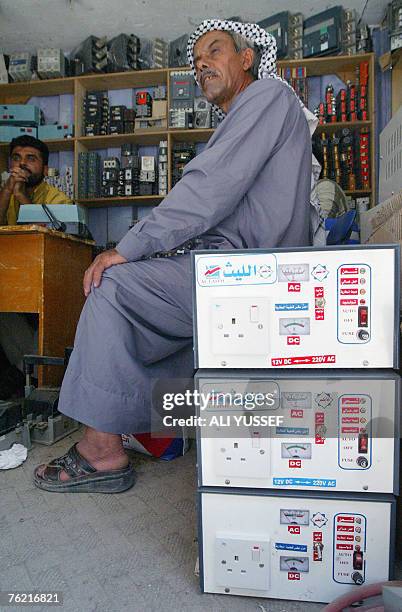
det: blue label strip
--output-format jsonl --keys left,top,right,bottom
{"left": 275, "top": 303, "right": 309, "bottom": 311}
{"left": 275, "top": 543, "right": 308, "bottom": 552}
{"left": 273, "top": 477, "right": 337, "bottom": 488}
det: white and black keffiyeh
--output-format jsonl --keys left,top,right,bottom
{"left": 187, "top": 18, "right": 326, "bottom": 244}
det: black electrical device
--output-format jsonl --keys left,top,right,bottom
{"left": 303, "top": 6, "right": 343, "bottom": 58}
{"left": 258, "top": 12, "right": 290, "bottom": 59}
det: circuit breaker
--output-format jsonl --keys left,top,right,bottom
{"left": 192, "top": 246, "right": 399, "bottom": 369}
{"left": 195, "top": 370, "right": 399, "bottom": 493}
{"left": 200, "top": 490, "right": 394, "bottom": 603}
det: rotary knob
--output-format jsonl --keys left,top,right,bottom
{"left": 357, "top": 456, "right": 369, "bottom": 468}
{"left": 358, "top": 329, "right": 370, "bottom": 341}
{"left": 352, "top": 571, "right": 364, "bottom": 585}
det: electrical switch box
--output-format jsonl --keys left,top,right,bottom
{"left": 195, "top": 370, "right": 399, "bottom": 494}
{"left": 192, "top": 246, "right": 399, "bottom": 369}
{"left": 200, "top": 490, "right": 394, "bottom": 603}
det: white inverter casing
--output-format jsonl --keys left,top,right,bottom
{"left": 200, "top": 490, "right": 395, "bottom": 603}
{"left": 195, "top": 370, "right": 400, "bottom": 494}
{"left": 192, "top": 245, "right": 400, "bottom": 369}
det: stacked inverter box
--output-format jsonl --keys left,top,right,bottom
{"left": 192, "top": 245, "right": 400, "bottom": 604}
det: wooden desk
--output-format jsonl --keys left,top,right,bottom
{"left": 0, "top": 225, "right": 93, "bottom": 385}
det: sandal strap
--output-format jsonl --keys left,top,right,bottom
{"left": 41, "top": 444, "right": 97, "bottom": 481}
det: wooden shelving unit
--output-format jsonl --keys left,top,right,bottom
{"left": 0, "top": 53, "right": 376, "bottom": 208}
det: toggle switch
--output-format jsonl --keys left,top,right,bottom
{"left": 358, "top": 306, "right": 368, "bottom": 327}
{"left": 252, "top": 431, "right": 261, "bottom": 448}
{"left": 251, "top": 545, "right": 261, "bottom": 562}
{"left": 250, "top": 305, "right": 259, "bottom": 323}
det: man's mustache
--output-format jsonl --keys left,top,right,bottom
{"left": 200, "top": 69, "right": 218, "bottom": 86}
{"left": 19, "top": 164, "right": 32, "bottom": 176}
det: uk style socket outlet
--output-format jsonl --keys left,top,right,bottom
{"left": 215, "top": 535, "right": 270, "bottom": 591}
{"left": 211, "top": 298, "right": 270, "bottom": 355}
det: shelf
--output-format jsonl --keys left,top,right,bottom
{"left": 78, "top": 195, "right": 164, "bottom": 207}
{"left": 170, "top": 54, "right": 374, "bottom": 78}
{"left": 316, "top": 120, "right": 371, "bottom": 133}
{"left": 170, "top": 128, "right": 214, "bottom": 143}
{"left": 345, "top": 190, "right": 371, "bottom": 195}
{"left": 0, "top": 76, "right": 75, "bottom": 100}
{"left": 277, "top": 53, "right": 374, "bottom": 77}
{"left": 77, "top": 69, "right": 168, "bottom": 91}
{"left": 0, "top": 137, "right": 75, "bottom": 152}
{"left": 78, "top": 131, "right": 167, "bottom": 149}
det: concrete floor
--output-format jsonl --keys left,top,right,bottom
{"left": 0, "top": 430, "right": 399, "bottom": 612}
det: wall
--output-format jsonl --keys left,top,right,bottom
{"left": 0, "top": 0, "right": 390, "bottom": 54}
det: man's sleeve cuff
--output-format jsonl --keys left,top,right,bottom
{"left": 116, "top": 232, "right": 144, "bottom": 262}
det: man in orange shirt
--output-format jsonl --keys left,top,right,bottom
{"left": 0, "top": 135, "right": 72, "bottom": 398}
{"left": 0, "top": 135, "right": 72, "bottom": 226}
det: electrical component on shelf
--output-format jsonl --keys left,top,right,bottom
{"left": 0, "top": 54, "right": 9, "bottom": 84}
{"left": 44, "top": 166, "right": 74, "bottom": 200}
{"left": 303, "top": 6, "right": 343, "bottom": 58}
{"left": 37, "top": 48, "right": 66, "bottom": 79}
{"left": 169, "top": 70, "right": 195, "bottom": 128}
{"left": 135, "top": 91, "right": 153, "bottom": 118}
{"left": 258, "top": 11, "right": 304, "bottom": 60}
{"left": 139, "top": 156, "right": 156, "bottom": 183}
{"left": 172, "top": 142, "right": 196, "bottom": 187}
{"left": 78, "top": 151, "right": 101, "bottom": 199}
{"left": 258, "top": 12, "right": 293, "bottom": 59}
{"left": 83, "top": 91, "right": 109, "bottom": 136}
{"left": 153, "top": 85, "right": 167, "bottom": 100}
{"left": 0, "top": 126, "right": 37, "bottom": 141}
{"left": 120, "top": 145, "right": 141, "bottom": 196}
{"left": 138, "top": 38, "right": 168, "bottom": 69}
{"left": 279, "top": 66, "right": 308, "bottom": 106}
{"left": 314, "top": 128, "right": 371, "bottom": 191}
{"left": 356, "top": 25, "right": 372, "bottom": 54}
{"left": 389, "top": 0, "right": 402, "bottom": 51}
{"left": 341, "top": 9, "right": 357, "bottom": 55}
{"left": 8, "top": 52, "right": 37, "bottom": 81}
{"left": 106, "top": 33, "right": 141, "bottom": 72}
{"left": 70, "top": 36, "right": 108, "bottom": 75}
{"left": 313, "top": 62, "right": 369, "bottom": 125}
{"left": 168, "top": 33, "right": 190, "bottom": 67}
{"left": 0, "top": 104, "right": 42, "bottom": 126}
{"left": 37, "top": 123, "right": 74, "bottom": 140}
{"left": 194, "top": 97, "right": 212, "bottom": 128}
{"left": 158, "top": 140, "right": 168, "bottom": 196}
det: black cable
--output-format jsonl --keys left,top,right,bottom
{"left": 41, "top": 204, "right": 66, "bottom": 232}
{"left": 357, "top": 0, "right": 370, "bottom": 27}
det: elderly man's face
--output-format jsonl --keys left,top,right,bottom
{"left": 193, "top": 31, "right": 253, "bottom": 111}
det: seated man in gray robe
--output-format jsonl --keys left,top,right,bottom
{"left": 34, "top": 20, "right": 312, "bottom": 493}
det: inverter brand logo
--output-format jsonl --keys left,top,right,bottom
{"left": 197, "top": 254, "right": 277, "bottom": 286}
{"left": 204, "top": 265, "right": 221, "bottom": 278}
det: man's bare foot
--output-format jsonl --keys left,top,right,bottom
{"left": 36, "top": 426, "right": 128, "bottom": 482}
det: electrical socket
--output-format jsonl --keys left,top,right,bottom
{"left": 214, "top": 433, "right": 270, "bottom": 479}
{"left": 216, "top": 535, "right": 270, "bottom": 590}
{"left": 211, "top": 298, "right": 270, "bottom": 355}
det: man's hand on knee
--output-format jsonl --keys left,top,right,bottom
{"left": 83, "top": 248, "right": 128, "bottom": 296}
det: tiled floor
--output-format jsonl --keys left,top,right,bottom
{"left": 0, "top": 431, "right": 399, "bottom": 612}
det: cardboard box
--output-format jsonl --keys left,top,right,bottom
{"left": 360, "top": 190, "right": 402, "bottom": 306}
{"left": 151, "top": 100, "right": 167, "bottom": 119}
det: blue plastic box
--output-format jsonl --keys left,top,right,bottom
{"left": 0, "top": 104, "right": 41, "bottom": 126}
{"left": 0, "top": 125, "right": 38, "bottom": 142}
{"left": 37, "top": 124, "right": 74, "bottom": 140}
